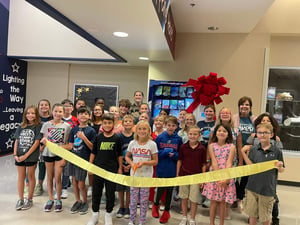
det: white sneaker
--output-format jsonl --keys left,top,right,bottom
{"left": 87, "top": 186, "right": 92, "bottom": 197}
{"left": 189, "top": 219, "right": 196, "bottom": 225}
{"left": 159, "top": 205, "right": 165, "bottom": 211}
{"left": 105, "top": 212, "right": 113, "bottom": 225}
{"left": 61, "top": 189, "right": 68, "bottom": 199}
{"left": 179, "top": 216, "right": 188, "bottom": 225}
{"left": 87, "top": 211, "right": 99, "bottom": 225}
{"left": 128, "top": 222, "right": 134, "bottom": 225}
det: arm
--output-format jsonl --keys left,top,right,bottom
{"left": 117, "top": 155, "right": 123, "bottom": 174}
{"left": 241, "top": 145, "right": 253, "bottom": 165}
{"left": 208, "top": 144, "right": 219, "bottom": 171}
{"left": 226, "top": 144, "right": 236, "bottom": 169}
{"left": 275, "top": 161, "right": 285, "bottom": 173}
{"left": 77, "top": 131, "right": 94, "bottom": 150}
{"left": 138, "top": 153, "right": 158, "bottom": 167}
{"left": 177, "top": 160, "right": 182, "bottom": 177}
{"left": 125, "top": 151, "right": 133, "bottom": 167}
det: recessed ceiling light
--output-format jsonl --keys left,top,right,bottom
{"left": 113, "top": 32, "right": 128, "bottom": 37}
{"left": 208, "top": 26, "right": 219, "bottom": 31}
{"left": 139, "top": 57, "right": 149, "bottom": 61}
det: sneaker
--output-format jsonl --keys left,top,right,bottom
{"left": 33, "top": 184, "right": 43, "bottom": 196}
{"left": 272, "top": 217, "right": 280, "bottom": 225}
{"left": 179, "top": 216, "right": 188, "bottom": 225}
{"left": 116, "top": 208, "right": 125, "bottom": 218}
{"left": 87, "top": 186, "right": 92, "bottom": 197}
{"left": 159, "top": 210, "right": 170, "bottom": 224}
{"left": 152, "top": 205, "right": 159, "bottom": 218}
{"left": 79, "top": 202, "right": 89, "bottom": 215}
{"left": 70, "top": 201, "right": 82, "bottom": 214}
{"left": 124, "top": 208, "right": 130, "bottom": 219}
{"left": 87, "top": 211, "right": 99, "bottom": 225}
{"left": 54, "top": 200, "right": 63, "bottom": 212}
{"left": 22, "top": 199, "right": 33, "bottom": 210}
{"left": 202, "top": 199, "right": 210, "bottom": 208}
{"left": 105, "top": 212, "right": 113, "bottom": 225}
{"left": 128, "top": 221, "right": 135, "bottom": 225}
{"left": 15, "top": 199, "right": 24, "bottom": 210}
{"left": 160, "top": 205, "right": 165, "bottom": 211}
{"left": 189, "top": 219, "right": 196, "bottom": 225}
{"left": 24, "top": 186, "right": 29, "bottom": 198}
{"left": 44, "top": 200, "right": 54, "bottom": 212}
{"left": 61, "top": 189, "right": 68, "bottom": 199}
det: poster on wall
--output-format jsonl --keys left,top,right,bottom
{"left": 73, "top": 84, "right": 118, "bottom": 111}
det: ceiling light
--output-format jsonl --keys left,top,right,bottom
{"left": 208, "top": 26, "right": 219, "bottom": 31}
{"left": 113, "top": 32, "right": 128, "bottom": 37}
{"left": 139, "top": 57, "right": 149, "bottom": 61}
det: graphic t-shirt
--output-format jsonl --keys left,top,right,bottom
{"left": 239, "top": 117, "right": 255, "bottom": 145}
{"left": 14, "top": 124, "right": 43, "bottom": 162}
{"left": 127, "top": 140, "right": 158, "bottom": 178}
{"left": 197, "top": 120, "right": 215, "bottom": 148}
{"left": 41, "top": 122, "right": 71, "bottom": 157}
{"left": 69, "top": 126, "right": 96, "bottom": 160}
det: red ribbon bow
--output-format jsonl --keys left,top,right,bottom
{"left": 182, "top": 72, "right": 230, "bottom": 113}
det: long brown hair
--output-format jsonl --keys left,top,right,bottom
{"left": 21, "top": 105, "right": 41, "bottom": 128}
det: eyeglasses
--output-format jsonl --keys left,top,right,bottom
{"left": 257, "top": 132, "right": 271, "bottom": 136}
{"left": 220, "top": 112, "right": 231, "bottom": 115}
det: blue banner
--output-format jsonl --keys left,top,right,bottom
{"left": 0, "top": 0, "right": 27, "bottom": 155}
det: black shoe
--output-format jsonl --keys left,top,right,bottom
{"left": 272, "top": 217, "right": 280, "bottom": 225}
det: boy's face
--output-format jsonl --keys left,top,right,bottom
{"left": 123, "top": 118, "right": 134, "bottom": 130}
{"left": 134, "top": 92, "right": 143, "bottom": 104}
{"left": 63, "top": 103, "right": 73, "bottom": 116}
{"left": 76, "top": 100, "right": 85, "bottom": 110}
{"left": 78, "top": 112, "right": 90, "bottom": 124}
{"left": 256, "top": 127, "right": 273, "bottom": 142}
{"left": 102, "top": 119, "right": 114, "bottom": 131}
{"left": 165, "top": 121, "right": 177, "bottom": 135}
{"left": 119, "top": 105, "right": 129, "bottom": 115}
{"left": 188, "top": 128, "right": 200, "bottom": 143}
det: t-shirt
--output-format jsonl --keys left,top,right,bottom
{"left": 246, "top": 144, "right": 285, "bottom": 196}
{"left": 63, "top": 115, "right": 79, "bottom": 128}
{"left": 239, "top": 117, "right": 255, "bottom": 145}
{"left": 119, "top": 132, "right": 134, "bottom": 175}
{"left": 92, "top": 133, "right": 122, "bottom": 173}
{"left": 68, "top": 126, "right": 96, "bottom": 161}
{"left": 41, "top": 121, "right": 71, "bottom": 157}
{"left": 197, "top": 120, "right": 215, "bottom": 148}
{"left": 127, "top": 140, "right": 158, "bottom": 178}
{"left": 178, "top": 141, "right": 206, "bottom": 176}
{"left": 14, "top": 124, "right": 43, "bottom": 162}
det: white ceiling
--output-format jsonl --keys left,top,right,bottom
{"left": 19, "top": 0, "right": 284, "bottom": 66}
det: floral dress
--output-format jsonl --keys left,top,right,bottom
{"left": 202, "top": 143, "right": 236, "bottom": 204}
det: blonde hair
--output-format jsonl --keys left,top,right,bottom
{"left": 182, "top": 113, "right": 196, "bottom": 132}
{"left": 122, "top": 114, "right": 135, "bottom": 124}
{"left": 154, "top": 115, "right": 165, "bottom": 123}
{"left": 187, "top": 125, "right": 201, "bottom": 134}
{"left": 216, "top": 107, "right": 234, "bottom": 128}
{"left": 257, "top": 123, "right": 273, "bottom": 133}
{"left": 134, "top": 120, "right": 152, "bottom": 141}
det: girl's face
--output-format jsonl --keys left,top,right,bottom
{"left": 123, "top": 118, "right": 134, "bottom": 130}
{"left": 204, "top": 107, "right": 215, "bottom": 120}
{"left": 139, "top": 113, "right": 149, "bottom": 122}
{"left": 39, "top": 101, "right": 50, "bottom": 115}
{"left": 216, "top": 125, "right": 229, "bottom": 141}
{"left": 52, "top": 106, "right": 64, "bottom": 121}
{"left": 185, "top": 115, "right": 195, "bottom": 127}
{"left": 239, "top": 100, "right": 251, "bottom": 116}
{"left": 93, "top": 106, "right": 103, "bottom": 117}
{"left": 26, "top": 108, "right": 36, "bottom": 124}
{"left": 154, "top": 118, "right": 164, "bottom": 129}
{"left": 134, "top": 92, "right": 143, "bottom": 104}
{"left": 178, "top": 110, "right": 187, "bottom": 122}
{"left": 109, "top": 107, "right": 120, "bottom": 120}
{"left": 137, "top": 124, "right": 149, "bottom": 140}
{"left": 119, "top": 105, "right": 129, "bottom": 115}
{"left": 220, "top": 108, "right": 231, "bottom": 122}
{"left": 75, "top": 100, "right": 85, "bottom": 110}
{"left": 261, "top": 116, "right": 271, "bottom": 124}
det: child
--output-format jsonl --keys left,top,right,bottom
{"left": 72, "top": 98, "right": 86, "bottom": 117}
{"left": 116, "top": 115, "right": 135, "bottom": 219}
{"left": 129, "top": 91, "right": 144, "bottom": 119}
{"left": 14, "top": 105, "right": 42, "bottom": 210}
{"left": 178, "top": 113, "right": 198, "bottom": 144}
{"left": 40, "top": 103, "right": 71, "bottom": 212}
{"left": 33, "top": 99, "right": 52, "bottom": 197}
{"left": 175, "top": 109, "right": 187, "bottom": 133}
{"left": 202, "top": 123, "right": 236, "bottom": 225}
{"left": 119, "top": 99, "right": 131, "bottom": 120}
{"left": 177, "top": 126, "right": 206, "bottom": 225}
{"left": 91, "top": 104, "right": 104, "bottom": 135}
{"left": 152, "top": 115, "right": 183, "bottom": 224}
{"left": 87, "top": 113, "right": 123, "bottom": 225}
{"left": 107, "top": 106, "right": 124, "bottom": 134}
{"left": 125, "top": 120, "right": 158, "bottom": 225}
{"left": 64, "top": 107, "right": 96, "bottom": 215}
{"left": 61, "top": 99, "right": 79, "bottom": 199}
{"left": 242, "top": 123, "right": 284, "bottom": 225}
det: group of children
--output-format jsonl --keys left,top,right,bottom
{"left": 13, "top": 97, "right": 284, "bottom": 225}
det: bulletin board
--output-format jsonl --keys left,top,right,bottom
{"left": 73, "top": 84, "right": 118, "bottom": 111}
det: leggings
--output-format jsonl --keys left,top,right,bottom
{"left": 130, "top": 187, "right": 149, "bottom": 224}
{"left": 155, "top": 186, "right": 173, "bottom": 211}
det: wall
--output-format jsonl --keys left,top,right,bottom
{"left": 149, "top": 33, "right": 271, "bottom": 115}
{"left": 26, "top": 62, "right": 148, "bottom": 106}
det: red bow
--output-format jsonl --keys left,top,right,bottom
{"left": 182, "top": 72, "right": 230, "bottom": 113}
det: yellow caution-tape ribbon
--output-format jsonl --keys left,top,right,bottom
{"left": 46, "top": 141, "right": 278, "bottom": 188}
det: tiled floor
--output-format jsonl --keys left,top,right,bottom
{"left": 0, "top": 155, "right": 299, "bottom": 225}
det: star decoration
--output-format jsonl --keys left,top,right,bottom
{"left": 11, "top": 62, "right": 20, "bottom": 73}
{"left": 77, "top": 88, "right": 82, "bottom": 94}
{"left": 5, "top": 138, "right": 14, "bottom": 149}
{"left": 85, "top": 87, "right": 90, "bottom": 92}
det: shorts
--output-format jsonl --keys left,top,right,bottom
{"left": 116, "top": 183, "right": 130, "bottom": 192}
{"left": 15, "top": 161, "right": 37, "bottom": 167}
{"left": 178, "top": 184, "right": 200, "bottom": 203}
{"left": 244, "top": 190, "right": 274, "bottom": 222}
{"left": 43, "top": 156, "right": 62, "bottom": 162}
{"left": 65, "top": 163, "right": 87, "bottom": 181}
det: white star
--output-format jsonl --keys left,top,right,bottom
{"left": 11, "top": 62, "right": 20, "bottom": 73}
{"left": 5, "top": 138, "right": 14, "bottom": 149}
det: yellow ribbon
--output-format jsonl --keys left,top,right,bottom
{"left": 46, "top": 141, "right": 278, "bottom": 188}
